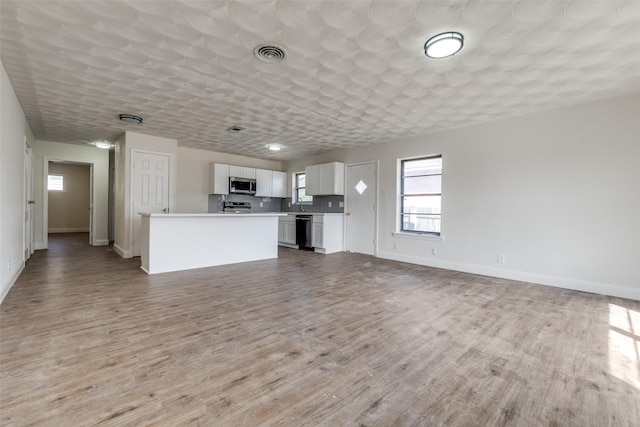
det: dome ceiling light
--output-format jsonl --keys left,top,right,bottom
{"left": 119, "top": 114, "right": 143, "bottom": 124}
{"left": 424, "top": 32, "right": 464, "bottom": 59}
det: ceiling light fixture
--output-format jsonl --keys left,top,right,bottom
{"left": 266, "top": 144, "right": 283, "bottom": 151}
{"left": 424, "top": 32, "right": 464, "bottom": 59}
{"left": 119, "top": 113, "right": 143, "bottom": 124}
{"left": 94, "top": 141, "right": 112, "bottom": 149}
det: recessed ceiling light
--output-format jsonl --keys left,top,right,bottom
{"left": 228, "top": 125, "right": 245, "bottom": 133}
{"left": 119, "top": 113, "right": 143, "bottom": 124}
{"left": 94, "top": 141, "right": 112, "bottom": 149}
{"left": 266, "top": 144, "right": 283, "bottom": 151}
{"left": 424, "top": 32, "right": 464, "bottom": 59}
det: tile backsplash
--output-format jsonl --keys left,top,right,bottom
{"left": 208, "top": 194, "right": 345, "bottom": 213}
{"left": 208, "top": 194, "right": 282, "bottom": 213}
{"left": 280, "top": 195, "right": 344, "bottom": 213}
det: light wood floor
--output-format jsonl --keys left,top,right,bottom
{"left": 1, "top": 233, "right": 638, "bottom": 426}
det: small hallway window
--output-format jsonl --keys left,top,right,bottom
{"left": 48, "top": 174, "right": 64, "bottom": 191}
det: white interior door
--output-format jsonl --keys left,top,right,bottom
{"left": 132, "top": 151, "right": 170, "bottom": 257}
{"left": 345, "top": 162, "right": 377, "bottom": 255}
{"left": 24, "top": 141, "right": 33, "bottom": 260}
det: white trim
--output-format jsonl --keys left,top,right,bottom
{"left": 377, "top": 250, "right": 640, "bottom": 301}
{"left": 113, "top": 243, "right": 130, "bottom": 258}
{"left": 48, "top": 228, "right": 90, "bottom": 233}
{"left": 34, "top": 242, "right": 45, "bottom": 250}
{"left": 392, "top": 232, "right": 444, "bottom": 242}
{"left": 93, "top": 239, "right": 109, "bottom": 246}
{"left": 1, "top": 262, "right": 24, "bottom": 305}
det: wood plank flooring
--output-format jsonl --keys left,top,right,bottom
{"left": 1, "top": 233, "right": 639, "bottom": 426}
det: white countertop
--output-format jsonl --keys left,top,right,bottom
{"left": 285, "top": 212, "right": 344, "bottom": 216}
{"left": 140, "top": 212, "right": 287, "bottom": 218}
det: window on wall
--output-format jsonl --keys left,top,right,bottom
{"left": 48, "top": 174, "right": 64, "bottom": 191}
{"left": 294, "top": 172, "right": 312, "bottom": 204}
{"left": 400, "top": 155, "right": 442, "bottom": 235}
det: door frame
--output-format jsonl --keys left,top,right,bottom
{"left": 129, "top": 149, "right": 173, "bottom": 257}
{"left": 344, "top": 160, "right": 379, "bottom": 256}
{"left": 24, "top": 139, "right": 34, "bottom": 261}
{"left": 42, "top": 158, "right": 95, "bottom": 249}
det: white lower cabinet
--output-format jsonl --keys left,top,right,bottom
{"left": 279, "top": 213, "right": 343, "bottom": 253}
{"left": 311, "top": 214, "right": 343, "bottom": 254}
{"left": 312, "top": 223, "right": 323, "bottom": 248}
{"left": 278, "top": 215, "right": 296, "bottom": 246}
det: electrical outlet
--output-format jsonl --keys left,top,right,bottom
{"left": 7, "top": 259, "right": 11, "bottom": 273}
{"left": 288, "top": 202, "right": 291, "bottom": 207}
{"left": 497, "top": 254, "right": 505, "bottom": 264}
{"left": 328, "top": 201, "right": 332, "bottom": 207}
{"left": 431, "top": 248, "right": 437, "bottom": 256}
{"left": 393, "top": 242, "right": 399, "bottom": 250}
{"left": 259, "top": 202, "right": 263, "bottom": 207}
{"left": 339, "top": 201, "right": 344, "bottom": 208}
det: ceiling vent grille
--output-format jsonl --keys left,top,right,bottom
{"left": 253, "top": 45, "right": 287, "bottom": 63}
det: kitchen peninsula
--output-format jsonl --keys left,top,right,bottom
{"left": 140, "top": 212, "right": 286, "bottom": 274}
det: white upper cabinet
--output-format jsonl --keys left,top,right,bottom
{"left": 229, "top": 165, "right": 256, "bottom": 179}
{"left": 255, "top": 169, "right": 272, "bottom": 197}
{"left": 210, "top": 163, "right": 229, "bottom": 194}
{"left": 305, "top": 162, "right": 344, "bottom": 195}
{"left": 212, "top": 163, "right": 284, "bottom": 197}
{"left": 256, "top": 169, "right": 287, "bottom": 198}
{"left": 271, "top": 171, "right": 287, "bottom": 198}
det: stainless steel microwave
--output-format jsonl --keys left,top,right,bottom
{"left": 229, "top": 176, "right": 256, "bottom": 195}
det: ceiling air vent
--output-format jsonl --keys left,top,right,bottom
{"left": 228, "top": 125, "right": 245, "bottom": 133}
{"left": 253, "top": 44, "right": 287, "bottom": 63}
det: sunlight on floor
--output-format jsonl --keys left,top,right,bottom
{"left": 608, "top": 303, "right": 640, "bottom": 389}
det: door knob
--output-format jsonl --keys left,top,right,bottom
{"left": 345, "top": 212, "right": 350, "bottom": 216}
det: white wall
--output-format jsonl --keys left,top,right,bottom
{"left": 286, "top": 94, "right": 640, "bottom": 300}
{"left": 176, "top": 146, "right": 282, "bottom": 213}
{"left": 33, "top": 141, "right": 109, "bottom": 248}
{"left": 1, "top": 61, "right": 35, "bottom": 303}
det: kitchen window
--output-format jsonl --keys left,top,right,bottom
{"left": 400, "top": 155, "right": 442, "bottom": 235}
{"left": 294, "top": 172, "right": 312, "bottom": 204}
{"left": 48, "top": 174, "right": 64, "bottom": 191}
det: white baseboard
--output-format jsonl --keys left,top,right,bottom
{"left": 0, "top": 262, "right": 25, "bottom": 304}
{"left": 93, "top": 239, "right": 109, "bottom": 246}
{"left": 376, "top": 251, "right": 640, "bottom": 301}
{"left": 113, "top": 243, "right": 132, "bottom": 258}
{"left": 34, "top": 242, "right": 45, "bottom": 250}
{"left": 48, "top": 228, "right": 90, "bottom": 233}
{"left": 278, "top": 243, "right": 298, "bottom": 249}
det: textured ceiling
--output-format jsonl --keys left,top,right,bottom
{"left": 1, "top": 1, "right": 639, "bottom": 161}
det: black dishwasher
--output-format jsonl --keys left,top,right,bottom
{"left": 295, "top": 215, "right": 313, "bottom": 250}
